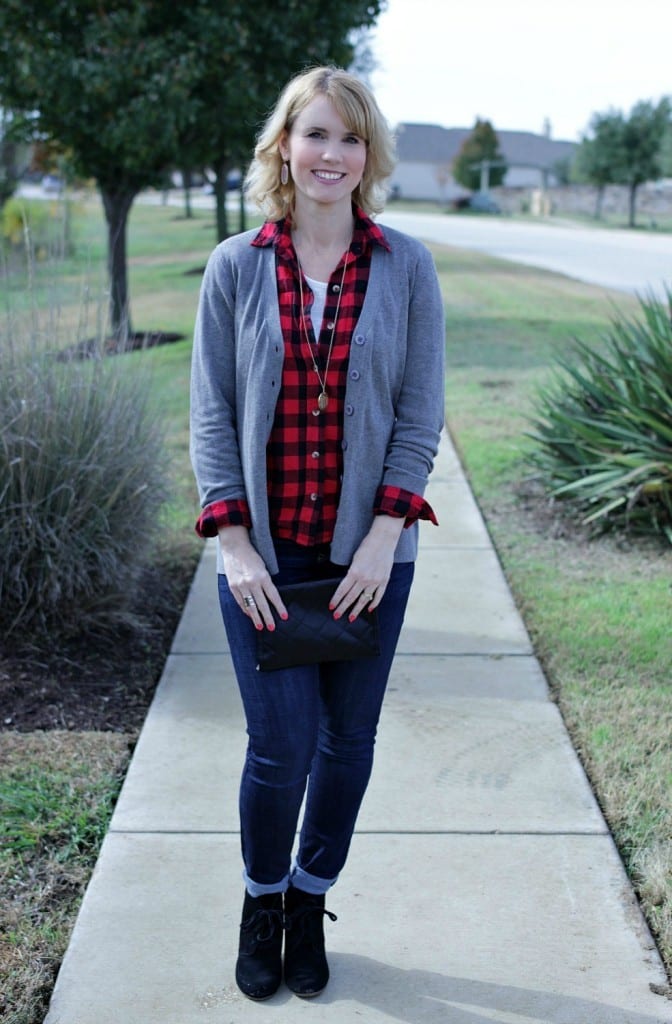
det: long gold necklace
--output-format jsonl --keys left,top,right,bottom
{"left": 296, "top": 254, "right": 348, "bottom": 413}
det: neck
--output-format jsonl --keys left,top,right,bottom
{"left": 291, "top": 198, "right": 355, "bottom": 257}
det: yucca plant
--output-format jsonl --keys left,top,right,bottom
{"left": 528, "top": 289, "right": 672, "bottom": 543}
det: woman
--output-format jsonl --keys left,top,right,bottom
{"left": 190, "top": 65, "right": 445, "bottom": 1001}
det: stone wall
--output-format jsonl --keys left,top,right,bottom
{"left": 491, "top": 182, "right": 672, "bottom": 223}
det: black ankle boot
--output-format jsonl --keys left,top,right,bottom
{"left": 235, "top": 891, "right": 284, "bottom": 1000}
{"left": 283, "top": 886, "right": 337, "bottom": 997}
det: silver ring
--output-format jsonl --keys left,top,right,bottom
{"left": 243, "top": 595, "right": 256, "bottom": 608}
{"left": 363, "top": 592, "right": 374, "bottom": 602}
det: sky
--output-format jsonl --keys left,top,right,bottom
{"left": 367, "top": 0, "right": 671, "bottom": 142}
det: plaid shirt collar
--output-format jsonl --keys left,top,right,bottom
{"left": 251, "top": 205, "right": 391, "bottom": 260}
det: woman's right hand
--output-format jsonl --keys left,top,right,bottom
{"left": 218, "top": 526, "right": 287, "bottom": 631}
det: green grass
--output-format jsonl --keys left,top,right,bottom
{"left": 0, "top": 732, "right": 131, "bottom": 1024}
{"left": 433, "top": 241, "right": 672, "bottom": 973}
{"left": 1, "top": 196, "right": 670, "bottom": 1017}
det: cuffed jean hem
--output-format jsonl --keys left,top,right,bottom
{"left": 290, "top": 862, "right": 338, "bottom": 895}
{"left": 243, "top": 869, "right": 289, "bottom": 897}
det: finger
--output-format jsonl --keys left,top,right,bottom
{"left": 243, "top": 582, "right": 288, "bottom": 631}
{"left": 347, "top": 589, "right": 378, "bottom": 622}
{"left": 240, "top": 592, "right": 264, "bottom": 630}
{"left": 329, "top": 579, "right": 360, "bottom": 618}
{"left": 332, "top": 582, "right": 376, "bottom": 620}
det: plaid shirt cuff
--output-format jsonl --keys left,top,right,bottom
{"left": 195, "top": 499, "right": 252, "bottom": 538}
{"left": 374, "top": 486, "right": 438, "bottom": 528}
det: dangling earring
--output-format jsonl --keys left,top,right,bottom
{"left": 280, "top": 161, "right": 289, "bottom": 186}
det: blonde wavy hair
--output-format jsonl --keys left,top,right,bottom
{"left": 245, "top": 66, "right": 396, "bottom": 220}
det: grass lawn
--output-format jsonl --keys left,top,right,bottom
{"left": 0, "top": 196, "right": 670, "bottom": 1022}
{"left": 435, "top": 244, "right": 672, "bottom": 972}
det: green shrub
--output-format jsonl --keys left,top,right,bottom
{"left": 1, "top": 196, "right": 75, "bottom": 264}
{"left": 0, "top": 337, "right": 169, "bottom": 638}
{"left": 528, "top": 290, "right": 672, "bottom": 542}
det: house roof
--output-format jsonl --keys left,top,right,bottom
{"left": 395, "top": 122, "right": 576, "bottom": 169}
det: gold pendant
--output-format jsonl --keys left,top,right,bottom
{"left": 318, "top": 391, "right": 329, "bottom": 412}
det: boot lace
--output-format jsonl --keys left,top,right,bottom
{"left": 284, "top": 904, "right": 338, "bottom": 946}
{"left": 241, "top": 907, "right": 284, "bottom": 944}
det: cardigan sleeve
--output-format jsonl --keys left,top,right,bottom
{"left": 378, "top": 242, "right": 446, "bottom": 497}
{"left": 189, "top": 245, "right": 249, "bottom": 516}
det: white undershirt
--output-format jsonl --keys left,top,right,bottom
{"left": 305, "top": 276, "right": 328, "bottom": 339}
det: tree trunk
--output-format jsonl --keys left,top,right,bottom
{"left": 239, "top": 185, "right": 246, "bottom": 233}
{"left": 182, "top": 167, "right": 193, "bottom": 219}
{"left": 628, "top": 182, "right": 638, "bottom": 228}
{"left": 100, "top": 187, "right": 136, "bottom": 343}
{"left": 214, "top": 159, "right": 230, "bottom": 242}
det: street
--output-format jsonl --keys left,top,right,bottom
{"left": 380, "top": 209, "right": 671, "bottom": 300}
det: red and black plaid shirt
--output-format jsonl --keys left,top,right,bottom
{"left": 195, "top": 207, "right": 437, "bottom": 543}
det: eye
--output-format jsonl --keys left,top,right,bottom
{"left": 307, "top": 130, "right": 325, "bottom": 139}
{"left": 344, "top": 134, "right": 363, "bottom": 145}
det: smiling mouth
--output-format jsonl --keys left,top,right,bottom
{"left": 313, "top": 170, "right": 345, "bottom": 181}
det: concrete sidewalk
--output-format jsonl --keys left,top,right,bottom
{"left": 45, "top": 435, "right": 671, "bottom": 1024}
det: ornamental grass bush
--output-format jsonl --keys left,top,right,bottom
{"left": 528, "top": 289, "right": 672, "bottom": 543}
{"left": 0, "top": 317, "right": 169, "bottom": 640}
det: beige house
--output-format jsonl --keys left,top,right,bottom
{"left": 391, "top": 122, "right": 577, "bottom": 201}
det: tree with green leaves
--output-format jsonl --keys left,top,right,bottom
{"left": 0, "top": 0, "right": 385, "bottom": 341}
{"left": 452, "top": 119, "right": 507, "bottom": 193}
{"left": 0, "top": 2, "right": 198, "bottom": 341}
{"left": 572, "top": 110, "right": 626, "bottom": 219}
{"left": 619, "top": 98, "right": 671, "bottom": 227}
{"left": 573, "top": 99, "right": 671, "bottom": 226}
{"left": 659, "top": 124, "right": 672, "bottom": 177}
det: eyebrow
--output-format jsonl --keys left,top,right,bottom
{"left": 304, "top": 124, "right": 362, "bottom": 136}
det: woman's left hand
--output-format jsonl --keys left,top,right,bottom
{"left": 329, "top": 515, "right": 406, "bottom": 622}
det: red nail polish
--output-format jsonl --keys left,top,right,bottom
{"left": 328, "top": 603, "right": 335, "bottom": 611}
{"left": 281, "top": 613, "right": 288, "bottom": 621}
{"left": 268, "top": 624, "right": 275, "bottom": 632}
{"left": 256, "top": 623, "right": 263, "bottom": 631}
{"left": 348, "top": 614, "right": 355, "bottom": 623}
{"left": 333, "top": 611, "right": 341, "bottom": 620}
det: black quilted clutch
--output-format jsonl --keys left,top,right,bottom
{"left": 256, "top": 578, "right": 381, "bottom": 672}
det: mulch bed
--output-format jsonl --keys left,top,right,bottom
{"left": 0, "top": 561, "right": 195, "bottom": 733}
{"left": 55, "top": 330, "right": 185, "bottom": 361}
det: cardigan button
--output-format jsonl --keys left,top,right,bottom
{"left": 349, "top": 369, "right": 360, "bottom": 381}
{"left": 354, "top": 334, "right": 365, "bottom": 345}
{"left": 345, "top": 404, "right": 354, "bottom": 416}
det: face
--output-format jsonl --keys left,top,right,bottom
{"left": 279, "top": 94, "right": 367, "bottom": 211}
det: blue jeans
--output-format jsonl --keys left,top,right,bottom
{"left": 217, "top": 540, "right": 414, "bottom": 897}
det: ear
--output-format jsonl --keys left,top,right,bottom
{"left": 278, "top": 130, "right": 290, "bottom": 163}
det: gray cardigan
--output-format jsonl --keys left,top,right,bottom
{"left": 190, "top": 222, "right": 446, "bottom": 576}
